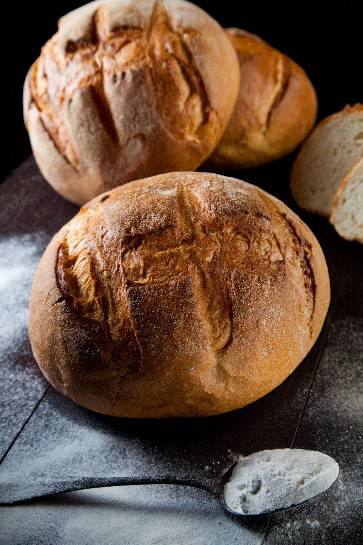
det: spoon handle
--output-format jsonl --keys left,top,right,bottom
{"left": 0, "top": 475, "right": 215, "bottom": 505}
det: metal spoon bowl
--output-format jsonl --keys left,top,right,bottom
{"left": 0, "top": 449, "right": 339, "bottom": 516}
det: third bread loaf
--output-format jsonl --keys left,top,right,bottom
{"left": 208, "top": 29, "right": 317, "bottom": 169}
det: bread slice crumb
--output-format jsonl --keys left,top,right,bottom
{"left": 290, "top": 104, "right": 363, "bottom": 217}
{"left": 330, "top": 157, "right": 363, "bottom": 243}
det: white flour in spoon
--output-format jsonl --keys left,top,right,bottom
{"left": 224, "top": 449, "right": 339, "bottom": 515}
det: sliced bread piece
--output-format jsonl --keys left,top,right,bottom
{"left": 290, "top": 104, "right": 363, "bottom": 217}
{"left": 330, "top": 158, "right": 363, "bottom": 243}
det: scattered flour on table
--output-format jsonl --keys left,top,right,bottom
{"left": 224, "top": 449, "right": 339, "bottom": 515}
{"left": 0, "top": 232, "right": 50, "bottom": 455}
{"left": 0, "top": 485, "right": 256, "bottom": 545}
{"left": 0, "top": 233, "right": 47, "bottom": 354}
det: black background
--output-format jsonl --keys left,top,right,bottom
{"left": 1, "top": 1, "right": 361, "bottom": 181}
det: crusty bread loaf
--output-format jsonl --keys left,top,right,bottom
{"left": 29, "top": 172, "right": 330, "bottom": 418}
{"left": 330, "top": 158, "right": 363, "bottom": 243}
{"left": 24, "top": 0, "right": 239, "bottom": 205}
{"left": 208, "top": 29, "right": 317, "bottom": 169}
{"left": 290, "top": 104, "right": 363, "bottom": 217}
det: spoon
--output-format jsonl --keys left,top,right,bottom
{"left": 0, "top": 449, "right": 339, "bottom": 516}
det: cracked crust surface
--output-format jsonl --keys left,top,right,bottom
{"left": 24, "top": 0, "right": 239, "bottom": 205}
{"left": 208, "top": 29, "right": 317, "bottom": 169}
{"left": 29, "top": 172, "right": 330, "bottom": 418}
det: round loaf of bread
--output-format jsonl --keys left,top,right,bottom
{"left": 29, "top": 172, "right": 330, "bottom": 418}
{"left": 23, "top": 0, "right": 239, "bottom": 205}
{"left": 208, "top": 29, "right": 317, "bottom": 169}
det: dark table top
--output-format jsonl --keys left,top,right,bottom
{"left": 0, "top": 158, "right": 362, "bottom": 545}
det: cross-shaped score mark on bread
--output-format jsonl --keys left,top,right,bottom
{"left": 121, "top": 186, "right": 233, "bottom": 352}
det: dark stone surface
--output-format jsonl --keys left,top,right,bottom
{"left": 0, "top": 160, "right": 76, "bottom": 461}
{"left": 0, "top": 158, "right": 361, "bottom": 544}
{"left": 264, "top": 217, "right": 363, "bottom": 545}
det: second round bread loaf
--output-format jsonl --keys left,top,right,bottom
{"left": 24, "top": 0, "right": 239, "bottom": 205}
{"left": 29, "top": 172, "right": 330, "bottom": 418}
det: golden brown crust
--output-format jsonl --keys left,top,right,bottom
{"left": 29, "top": 172, "right": 330, "bottom": 418}
{"left": 24, "top": 0, "right": 239, "bottom": 205}
{"left": 316, "top": 104, "right": 363, "bottom": 128}
{"left": 208, "top": 29, "right": 317, "bottom": 169}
